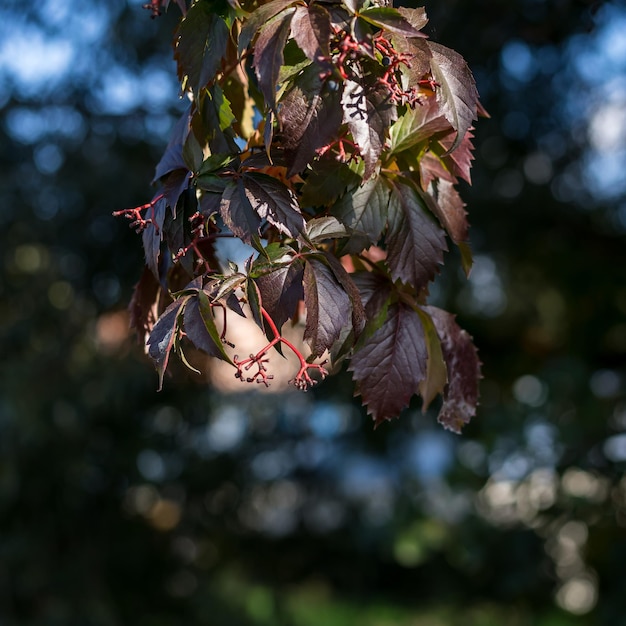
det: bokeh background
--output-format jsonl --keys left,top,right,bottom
{"left": 2, "top": 0, "right": 626, "bottom": 624}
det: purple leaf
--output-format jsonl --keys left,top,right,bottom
{"left": 342, "top": 81, "right": 395, "bottom": 178}
{"left": 129, "top": 266, "right": 161, "bottom": 341}
{"left": 279, "top": 67, "right": 344, "bottom": 176}
{"left": 142, "top": 194, "right": 167, "bottom": 278}
{"left": 397, "top": 6, "right": 428, "bottom": 31}
{"left": 291, "top": 4, "right": 332, "bottom": 61}
{"left": 220, "top": 179, "right": 262, "bottom": 246}
{"left": 239, "top": 0, "right": 297, "bottom": 53}
{"left": 431, "top": 179, "right": 469, "bottom": 244}
{"left": 349, "top": 303, "right": 427, "bottom": 425}
{"left": 161, "top": 169, "right": 192, "bottom": 219}
{"left": 303, "top": 258, "right": 353, "bottom": 358}
{"left": 174, "top": 4, "right": 229, "bottom": 98}
{"left": 427, "top": 42, "right": 479, "bottom": 153}
{"left": 147, "top": 298, "right": 185, "bottom": 390}
{"left": 423, "top": 306, "right": 481, "bottom": 433}
{"left": 183, "top": 296, "right": 225, "bottom": 359}
{"left": 153, "top": 106, "right": 192, "bottom": 182}
{"left": 359, "top": 7, "right": 425, "bottom": 38}
{"left": 253, "top": 11, "right": 294, "bottom": 110}
{"left": 242, "top": 172, "right": 305, "bottom": 238}
{"left": 255, "top": 259, "right": 304, "bottom": 331}
{"left": 385, "top": 181, "right": 447, "bottom": 290}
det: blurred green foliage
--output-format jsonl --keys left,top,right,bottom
{"left": 1, "top": 0, "right": 625, "bottom": 624}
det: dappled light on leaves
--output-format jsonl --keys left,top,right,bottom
{"left": 117, "top": 0, "right": 486, "bottom": 430}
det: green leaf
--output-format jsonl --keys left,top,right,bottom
{"left": 300, "top": 158, "right": 361, "bottom": 207}
{"left": 197, "top": 153, "right": 234, "bottom": 176}
{"left": 414, "top": 306, "right": 448, "bottom": 411}
{"left": 389, "top": 95, "right": 450, "bottom": 155}
{"left": 174, "top": 4, "right": 229, "bottom": 98}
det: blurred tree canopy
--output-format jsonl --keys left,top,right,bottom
{"left": 1, "top": 0, "right": 625, "bottom": 625}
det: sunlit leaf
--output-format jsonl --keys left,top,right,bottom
{"left": 350, "top": 303, "right": 427, "bottom": 425}
{"left": 253, "top": 11, "right": 294, "bottom": 110}
{"left": 385, "top": 181, "right": 446, "bottom": 290}
{"left": 291, "top": 4, "right": 332, "bottom": 61}
{"left": 303, "top": 257, "right": 353, "bottom": 358}
{"left": 359, "top": 7, "right": 425, "bottom": 38}
{"left": 428, "top": 42, "right": 479, "bottom": 153}
{"left": 255, "top": 259, "right": 304, "bottom": 330}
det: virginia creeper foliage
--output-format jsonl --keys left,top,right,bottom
{"left": 119, "top": 0, "right": 486, "bottom": 431}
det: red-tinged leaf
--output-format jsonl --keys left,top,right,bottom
{"left": 397, "top": 6, "right": 428, "bottom": 31}
{"left": 434, "top": 128, "right": 476, "bottom": 185}
{"left": 391, "top": 35, "right": 431, "bottom": 87}
{"left": 253, "top": 11, "right": 294, "bottom": 110}
{"left": 291, "top": 4, "right": 332, "bottom": 61}
{"left": 279, "top": 67, "right": 344, "bottom": 176}
{"left": 142, "top": 194, "right": 167, "bottom": 278}
{"left": 349, "top": 303, "right": 428, "bottom": 425}
{"left": 342, "top": 80, "right": 393, "bottom": 179}
{"left": 129, "top": 266, "right": 161, "bottom": 341}
{"left": 332, "top": 175, "right": 389, "bottom": 250}
{"left": 432, "top": 179, "right": 469, "bottom": 243}
{"left": 351, "top": 271, "right": 392, "bottom": 323}
{"left": 385, "top": 181, "right": 447, "bottom": 290}
{"left": 427, "top": 42, "right": 479, "bottom": 153}
{"left": 153, "top": 106, "right": 192, "bottom": 182}
{"left": 198, "top": 289, "right": 232, "bottom": 362}
{"left": 359, "top": 6, "right": 425, "bottom": 38}
{"left": 239, "top": 0, "right": 298, "bottom": 53}
{"left": 419, "top": 152, "right": 456, "bottom": 189}
{"left": 174, "top": 4, "right": 229, "bottom": 98}
{"left": 255, "top": 259, "right": 304, "bottom": 330}
{"left": 389, "top": 95, "right": 450, "bottom": 155}
{"left": 147, "top": 298, "right": 185, "bottom": 390}
{"left": 220, "top": 179, "right": 262, "bottom": 247}
{"left": 422, "top": 306, "right": 481, "bottom": 433}
{"left": 242, "top": 172, "right": 305, "bottom": 238}
{"left": 303, "top": 258, "right": 353, "bottom": 358}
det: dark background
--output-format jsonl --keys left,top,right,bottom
{"left": 1, "top": 0, "right": 625, "bottom": 624}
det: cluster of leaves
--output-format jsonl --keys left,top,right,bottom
{"left": 118, "top": 0, "right": 486, "bottom": 431}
